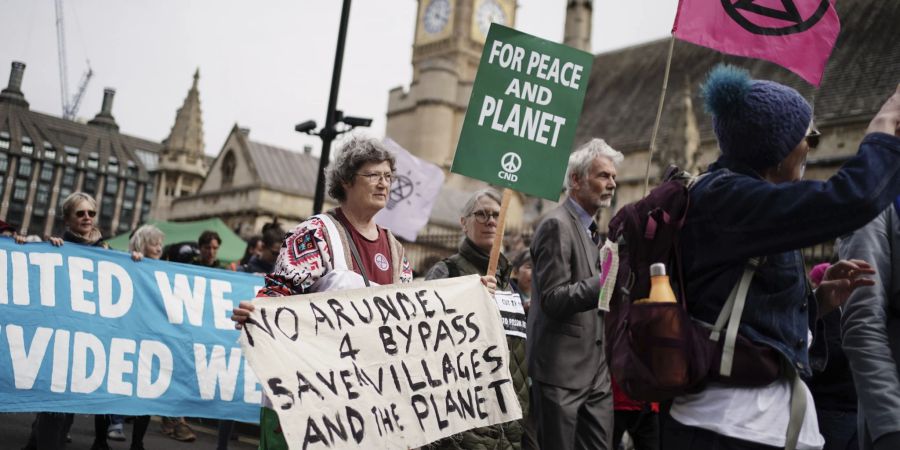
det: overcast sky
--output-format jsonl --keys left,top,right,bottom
{"left": 0, "top": 0, "right": 678, "bottom": 157}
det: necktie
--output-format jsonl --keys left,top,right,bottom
{"left": 589, "top": 222, "right": 600, "bottom": 245}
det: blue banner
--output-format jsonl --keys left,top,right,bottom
{"left": 0, "top": 238, "right": 264, "bottom": 422}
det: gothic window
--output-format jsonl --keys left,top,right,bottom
{"left": 221, "top": 151, "right": 236, "bottom": 188}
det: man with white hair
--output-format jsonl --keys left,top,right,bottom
{"left": 527, "top": 138, "right": 622, "bottom": 449}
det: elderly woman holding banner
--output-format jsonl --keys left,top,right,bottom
{"left": 232, "top": 136, "right": 497, "bottom": 449}
{"left": 425, "top": 188, "right": 535, "bottom": 450}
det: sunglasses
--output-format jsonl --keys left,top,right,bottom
{"left": 805, "top": 129, "right": 821, "bottom": 150}
{"left": 75, "top": 209, "right": 97, "bottom": 218}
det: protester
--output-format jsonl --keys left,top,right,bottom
{"left": 613, "top": 379, "right": 659, "bottom": 450}
{"left": 527, "top": 138, "right": 622, "bottom": 449}
{"left": 0, "top": 219, "right": 26, "bottom": 243}
{"left": 157, "top": 233, "right": 220, "bottom": 443}
{"left": 103, "top": 225, "right": 166, "bottom": 450}
{"left": 424, "top": 188, "right": 536, "bottom": 450}
{"left": 238, "top": 227, "right": 283, "bottom": 275}
{"left": 231, "top": 136, "right": 433, "bottom": 449}
{"left": 665, "top": 66, "right": 900, "bottom": 449}
{"left": 193, "top": 230, "right": 222, "bottom": 268}
{"left": 509, "top": 249, "right": 533, "bottom": 312}
{"left": 839, "top": 199, "right": 900, "bottom": 450}
{"left": 24, "top": 192, "right": 107, "bottom": 450}
{"left": 239, "top": 234, "right": 263, "bottom": 266}
{"left": 805, "top": 262, "right": 860, "bottom": 450}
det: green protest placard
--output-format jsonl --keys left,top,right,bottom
{"left": 451, "top": 24, "right": 594, "bottom": 200}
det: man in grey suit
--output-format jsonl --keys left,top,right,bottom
{"left": 839, "top": 199, "right": 900, "bottom": 450}
{"left": 527, "top": 138, "right": 622, "bottom": 450}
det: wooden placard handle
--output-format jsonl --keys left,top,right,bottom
{"left": 487, "top": 188, "right": 513, "bottom": 278}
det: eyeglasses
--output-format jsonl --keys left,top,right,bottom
{"left": 75, "top": 209, "right": 97, "bottom": 218}
{"left": 805, "top": 129, "right": 821, "bottom": 150}
{"left": 470, "top": 210, "right": 500, "bottom": 224}
{"left": 356, "top": 171, "right": 394, "bottom": 184}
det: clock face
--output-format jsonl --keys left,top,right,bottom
{"left": 423, "top": 0, "right": 452, "bottom": 34}
{"left": 476, "top": 0, "right": 507, "bottom": 36}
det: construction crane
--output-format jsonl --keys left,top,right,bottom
{"left": 55, "top": 0, "right": 92, "bottom": 120}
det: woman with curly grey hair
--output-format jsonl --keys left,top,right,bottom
{"left": 231, "top": 136, "right": 426, "bottom": 449}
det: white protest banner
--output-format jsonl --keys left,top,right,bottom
{"left": 374, "top": 138, "right": 445, "bottom": 242}
{"left": 239, "top": 275, "right": 522, "bottom": 450}
{"left": 493, "top": 290, "right": 526, "bottom": 339}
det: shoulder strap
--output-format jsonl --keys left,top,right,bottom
{"left": 784, "top": 367, "right": 806, "bottom": 450}
{"left": 314, "top": 214, "right": 349, "bottom": 271}
{"left": 317, "top": 213, "right": 370, "bottom": 287}
{"left": 709, "top": 257, "right": 762, "bottom": 377}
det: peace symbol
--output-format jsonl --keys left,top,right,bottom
{"left": 501, "top": 152, "right": 522, "bottom": 173}
{"left": 722, "top": 0, "right": 830, "bottom": 36}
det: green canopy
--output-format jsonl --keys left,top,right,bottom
{"left": 106, "top": 218, "right": 247, "bottom": 263}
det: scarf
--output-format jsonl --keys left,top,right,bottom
{"left": 458, "top": 238, "right": 511, "bottom": 289}
{"left": 63, "top": 228, "right": 105, "bottom": 247}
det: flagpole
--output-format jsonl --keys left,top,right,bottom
{"left": 487, "top": 188, "right": 513, "bottom": 278}
{"left": 643, "top": 35, "right": 676, "bottom": 196}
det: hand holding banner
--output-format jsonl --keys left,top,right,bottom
{"left": 0, "top": 239, "right": 264, "bottom": 421}
{"left": 239, "top": 275, "right": 522, "bottom": 450}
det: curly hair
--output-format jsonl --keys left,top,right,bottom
{"left": 326, "top": 136, "right": 396, "bottom": 203}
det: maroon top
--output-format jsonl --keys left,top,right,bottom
{"left": 335, "top": 209, "right": 394, "bottom": 285}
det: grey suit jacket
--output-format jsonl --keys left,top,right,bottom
{"left": 839, "top": 205, "right": 900, "bottom": 448}
{"left": 527, "top": 199, "right": 606, "bottom": 390}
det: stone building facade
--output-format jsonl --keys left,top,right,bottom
{"left": 151, "top": 70, "right": 208, "bottom": 221}
{"left": 0, "top": 62, "right": 160, "bottom": 238}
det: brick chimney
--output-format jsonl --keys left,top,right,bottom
{"left": 0, "top": 61, "right": 29, "bottom": 108}
{"left": 88, "top": 88, "right": 119, "bottom": 131}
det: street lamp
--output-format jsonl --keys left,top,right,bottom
{"left": 294, "top": 0, "right": 372, "bottom": 216}
{"left": 295, "top": 108, "right": 372, "bottom": 214}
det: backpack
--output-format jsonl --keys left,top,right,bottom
{"left": 605, "top": 165, "right": 782, "bottom": 402}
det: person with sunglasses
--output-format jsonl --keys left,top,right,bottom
{"left": 24, "top": 192, "right": 109, "bottom": 450}
{"left": 664, "top": 66, "right": 900, "bottom": 450}
{"left": 423, "top": 188, "right": 536, "bottom": 449}
{"left": 43, "top": 192, "right": 108, "bottom": 249}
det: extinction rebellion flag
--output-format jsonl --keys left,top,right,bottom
{"left": 374, "top": 138, "right": 445, "bottom": 242}
{"left": 673, "top": 0, "right": 841, "bottom": 86}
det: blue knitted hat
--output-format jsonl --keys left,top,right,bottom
{"left": 702, "top": 64, "right": 812, "bottom": 170}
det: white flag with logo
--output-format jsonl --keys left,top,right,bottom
{"left": 375, "top": 138, "right": 445, "bottom": 241}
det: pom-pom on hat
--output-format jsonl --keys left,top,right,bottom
{"left": 702, "top": 64, "right": 812, "bottom": 170}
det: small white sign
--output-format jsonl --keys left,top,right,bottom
{"left": 494, "top": 290, "right": 526, "bottom": 339}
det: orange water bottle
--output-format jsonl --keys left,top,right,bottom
{"left": 648, "top": 262, "right": 677, "bottom": 303}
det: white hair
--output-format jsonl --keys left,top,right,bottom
{"left": 129, "top": 224, "right": 165, "bottom": 254}
{"left": 564, "top": 138, "right": 624, "bottom": 193}
{"left": 460, "top": 188, "right": 502, "bottom": 218}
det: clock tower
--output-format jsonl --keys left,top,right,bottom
{"left": 387, "top": 0, "right": 516, "bottom": 187}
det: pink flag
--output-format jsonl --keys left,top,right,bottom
{"left": 673, "top": 0, "right": 841, "bottom": 86}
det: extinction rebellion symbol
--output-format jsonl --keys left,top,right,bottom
{"left": 386, "top": 172, "right": 417, "bottom": 210}
{"left": 499, "top": 152, "right": 522, "bottom": 182}
{"left": 722, "top": 0, "right": 830, "bottom": 36}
